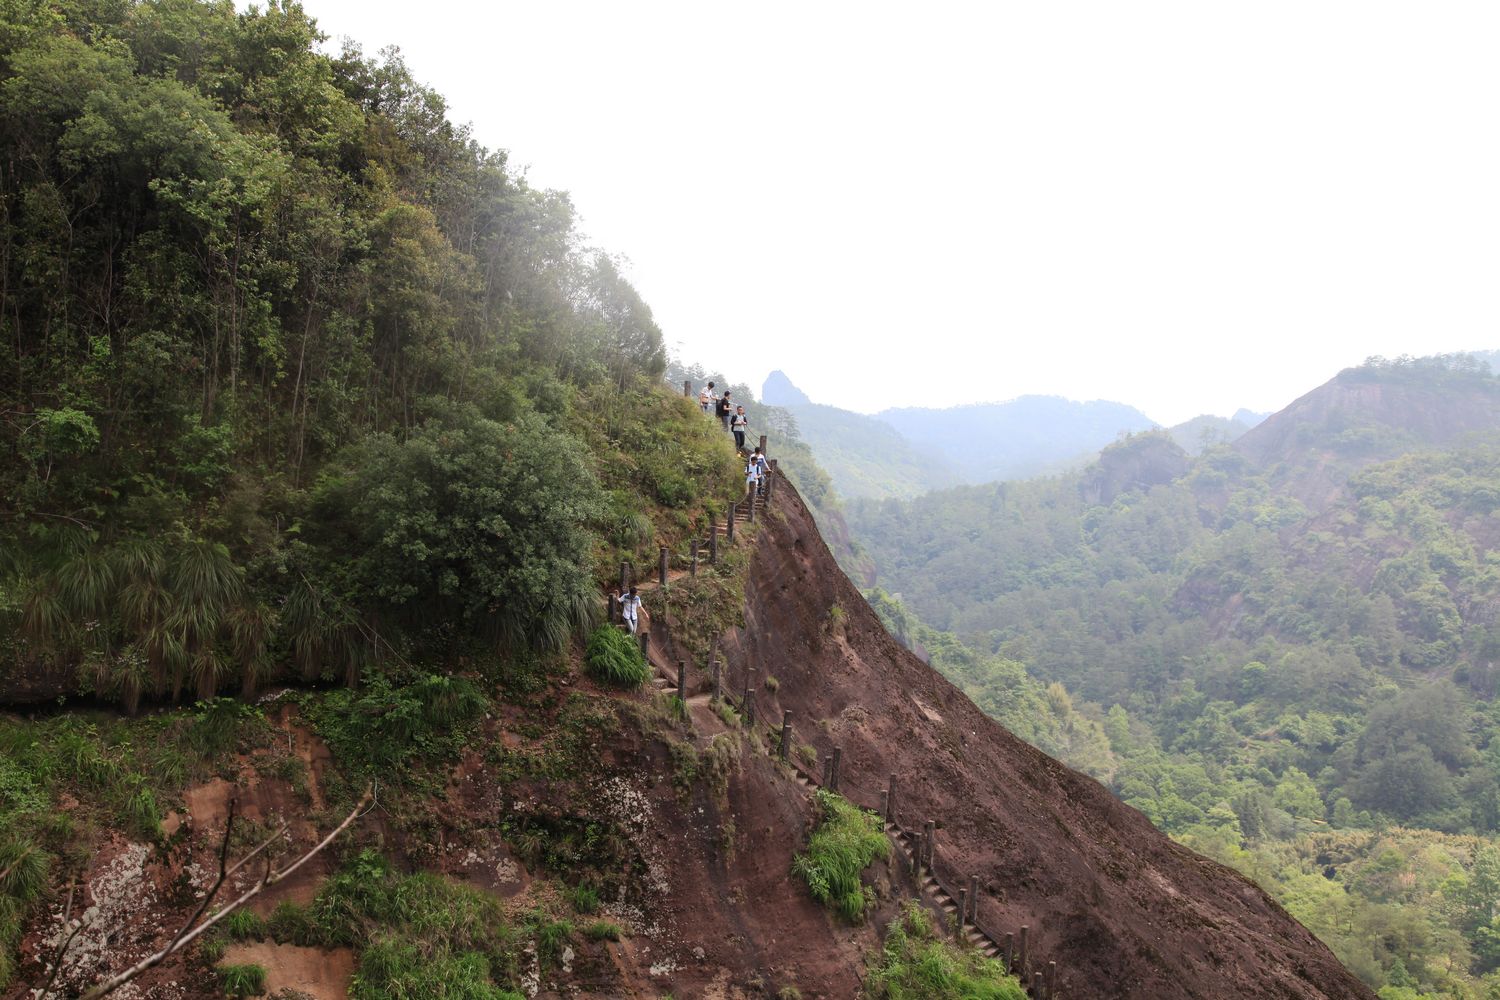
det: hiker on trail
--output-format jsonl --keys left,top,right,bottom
{"left": 716, "top": 390, "right": 733, "bottom": 431}
{"left": 745, "top": 449, "right": 762, "bottom": 495}
{"left": 753, "top": 449, "right": 770, "bottom": 496}
{"left": 731, "top": 405, "right": 748, "bottom": 450}
{"left": 619, "top": 585, "right": 643, "bottom": 635}
{"left": 699, "top": 381, "right": 715, "bottom": 413}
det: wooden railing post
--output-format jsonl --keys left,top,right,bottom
{"left": 710, "top": 526, "right": 718, "bottom": 565}
{"left": 1019, "top": 925, "right": 1029, "bottom": 977}
{"left": 957, "top": 888, "right": 967, "bottom": 931}
{"left": 1002, "top": 933, "right": 1014, "bottom": 973}
{"left": 712, "top": 660, "right": 721, "bottom": 703}
{"left": 758, "top": 434, "right": 767, "bottom": 453}
{"left": 607, "top": 593, "right": 617, "bottom": 624}
{"left": 658, "top": 546, "right": 668, "bottom": 586}
{"left": 676, "top": 660, "right": 686, "bottom": 702}
{"left": 742, "top": 670, "right": 756, "bottom": 725}
{"left": 639, "top": 631, "right": 650, "bottom": 660}
{"left": 727, "top": 503, "right": 737, "bottom": 541}
{"left": 779, "top": 711, "right": 791, "bottom": 760}
{"left": 829, "top": 747, "right": 842, "bottom": 792}
{"left": 683, "top": 379, "right": 691, "bottom": 397}
{"left": 690, "top": 541, "right": 698, "bottom": 577}
{"left": 1046, "top": 961, "right": 1057, "bottom": 998}
{"left": 923, "top": 820, "right": 935, "bottom": 871}
{"left": 1032, "top": 972, "right": 1044, "bottom": 997}
{"left": 619, "top": 560, "right": 629, "bottom": 594}
{"left": 967, "top": 875, "right": 979, "bottom": 924}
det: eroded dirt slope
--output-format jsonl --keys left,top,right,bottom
{"left": 718, "top": 478, "right": 1376, "bottom": 1000}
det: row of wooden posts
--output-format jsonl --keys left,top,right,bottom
{"left": 799, "top": 734, "right": 1062, "bottom": 997}
{"left": 606, "top": 454, "right": 777, "bottom": 629}
{"left": 699, "top": 613, "right": 1063, "bottom": 994}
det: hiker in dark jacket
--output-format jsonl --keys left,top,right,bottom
{"left": 716, "top": 391, "right": 733, "bottom": 431}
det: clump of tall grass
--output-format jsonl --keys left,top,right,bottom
{"left": 864, "top": 902, "right": 1025, "bottom": 999}
{"left": 585, "top": 627, "right": 649, "bottom": 688}
{"left": 791, "top": 789, "right": 890, "bottom": 922}
{"left": 218, "top": 962, "right": 267, "bottom": 998}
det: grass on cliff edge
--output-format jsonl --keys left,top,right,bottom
{"left": 792, "top": 788, "right": 890, "bottom": 922}
{"left": 865, "top": 902, "right": 1026, "bottom": 999}
{"left": 585, "top": 626, "right": 650, "bottom": 688}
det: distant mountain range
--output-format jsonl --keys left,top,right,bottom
{"left": 761, "top": 370, "right": 1260, "bottom": 499}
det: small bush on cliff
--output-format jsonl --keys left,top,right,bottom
{"left": 865, "top": 902, "right": 1025, "bottom": 999}
{"left": 792, "top": 789, "right": 890, "bottom": 922}
{"left": 585, "top": 627, "right": 649, "bottom": 688}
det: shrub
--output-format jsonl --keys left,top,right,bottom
{"left": 305, "top": 673, "right": 487, "bottom": 776}
{"left": 219, "top": 963, "right": 268, "bottom": 998}
{"left": 792, "top": 790, "right": 890, "bottom": 923}
{"left": 585, "top": 627, "right": 649, "bottom": 688}
{"left": 864, "top": 902, "right": 1024, "bottom": 999}
{"left": 312, "top": 410, "right": 603, "bottom": 653}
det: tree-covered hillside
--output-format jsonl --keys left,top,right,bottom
{"left": 0, "top": 6, "right": 763, "bottom": 988}
{"left": 846, "top": 355, "right": 1500, "bottom": 997}
{"left": 0, "top": 0, "right": 759, "bottom": 710}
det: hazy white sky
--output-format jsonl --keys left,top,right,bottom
{"left": 297, "top": 0, "right": 1498, "bottom": 425}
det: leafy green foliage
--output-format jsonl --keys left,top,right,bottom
{"left": 792, "top": 790, "right": 889, "bottom": 922}
{"left": 584, "top": 627, "right": 649, "bottom": 688}
{"left": 865, "top": 902, "right": 1025, "bottom": 999}
{"left": 312, "top": 410, "right": 603, "bottom": 653}
{"left": 303, "top": 850, "right": 544, "bottom": 999}
{"left": 0, "top": 0, "right": 700, "bottom": 707}
{"left": 303, "top": 674, "right": 487, "bottom": 779}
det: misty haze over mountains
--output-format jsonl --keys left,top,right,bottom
{"left": 761, "top": 369, "right": 1269, "bottom": 500}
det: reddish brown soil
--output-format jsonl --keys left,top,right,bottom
{"left": 713, "top": 480, "right": 1377, "bottom": 1000}
{"left": 219, "top": 941, "right": 355, "bottom": 998}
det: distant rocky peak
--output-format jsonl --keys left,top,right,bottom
{"left": 762, "top": 370, "right": 813, "bottom": 407}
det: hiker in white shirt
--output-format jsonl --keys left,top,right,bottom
{"left": 698, "top": 381, "right": 715, "bottom": 413}
{"left": 619, "top": 586, "right": 644, "bottom": 634}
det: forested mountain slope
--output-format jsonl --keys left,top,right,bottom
{"left": 0, "top": 3, "right": 1367, "bottom": 997}
{"left": 846, "top": 354, "right": 1500, "bottom": 996}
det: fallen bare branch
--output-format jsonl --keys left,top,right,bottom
{"left": 67, "top": 786, "right": 373, "bottom": 1000}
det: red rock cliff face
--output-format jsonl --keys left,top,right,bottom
{"left": 720, "top": 478, "right": 1375, "bottom": 1000}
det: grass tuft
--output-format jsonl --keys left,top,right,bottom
{"left": 585, "top": 627, "right": 650, "bottom": 688}
{"left": 583, "top": 919, "right": 623, "bottom": 941}
{"left": 792, "top": 789, "right": 889, "bottom": 923}
{"left": 222, "top": 908, "right": 267, "bottom": 941}
{"left": 864, "top": 902, "right": 1025, "bottom": 999}
{"left": 219, "top": 962, "right": 267, "bottom": 997}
